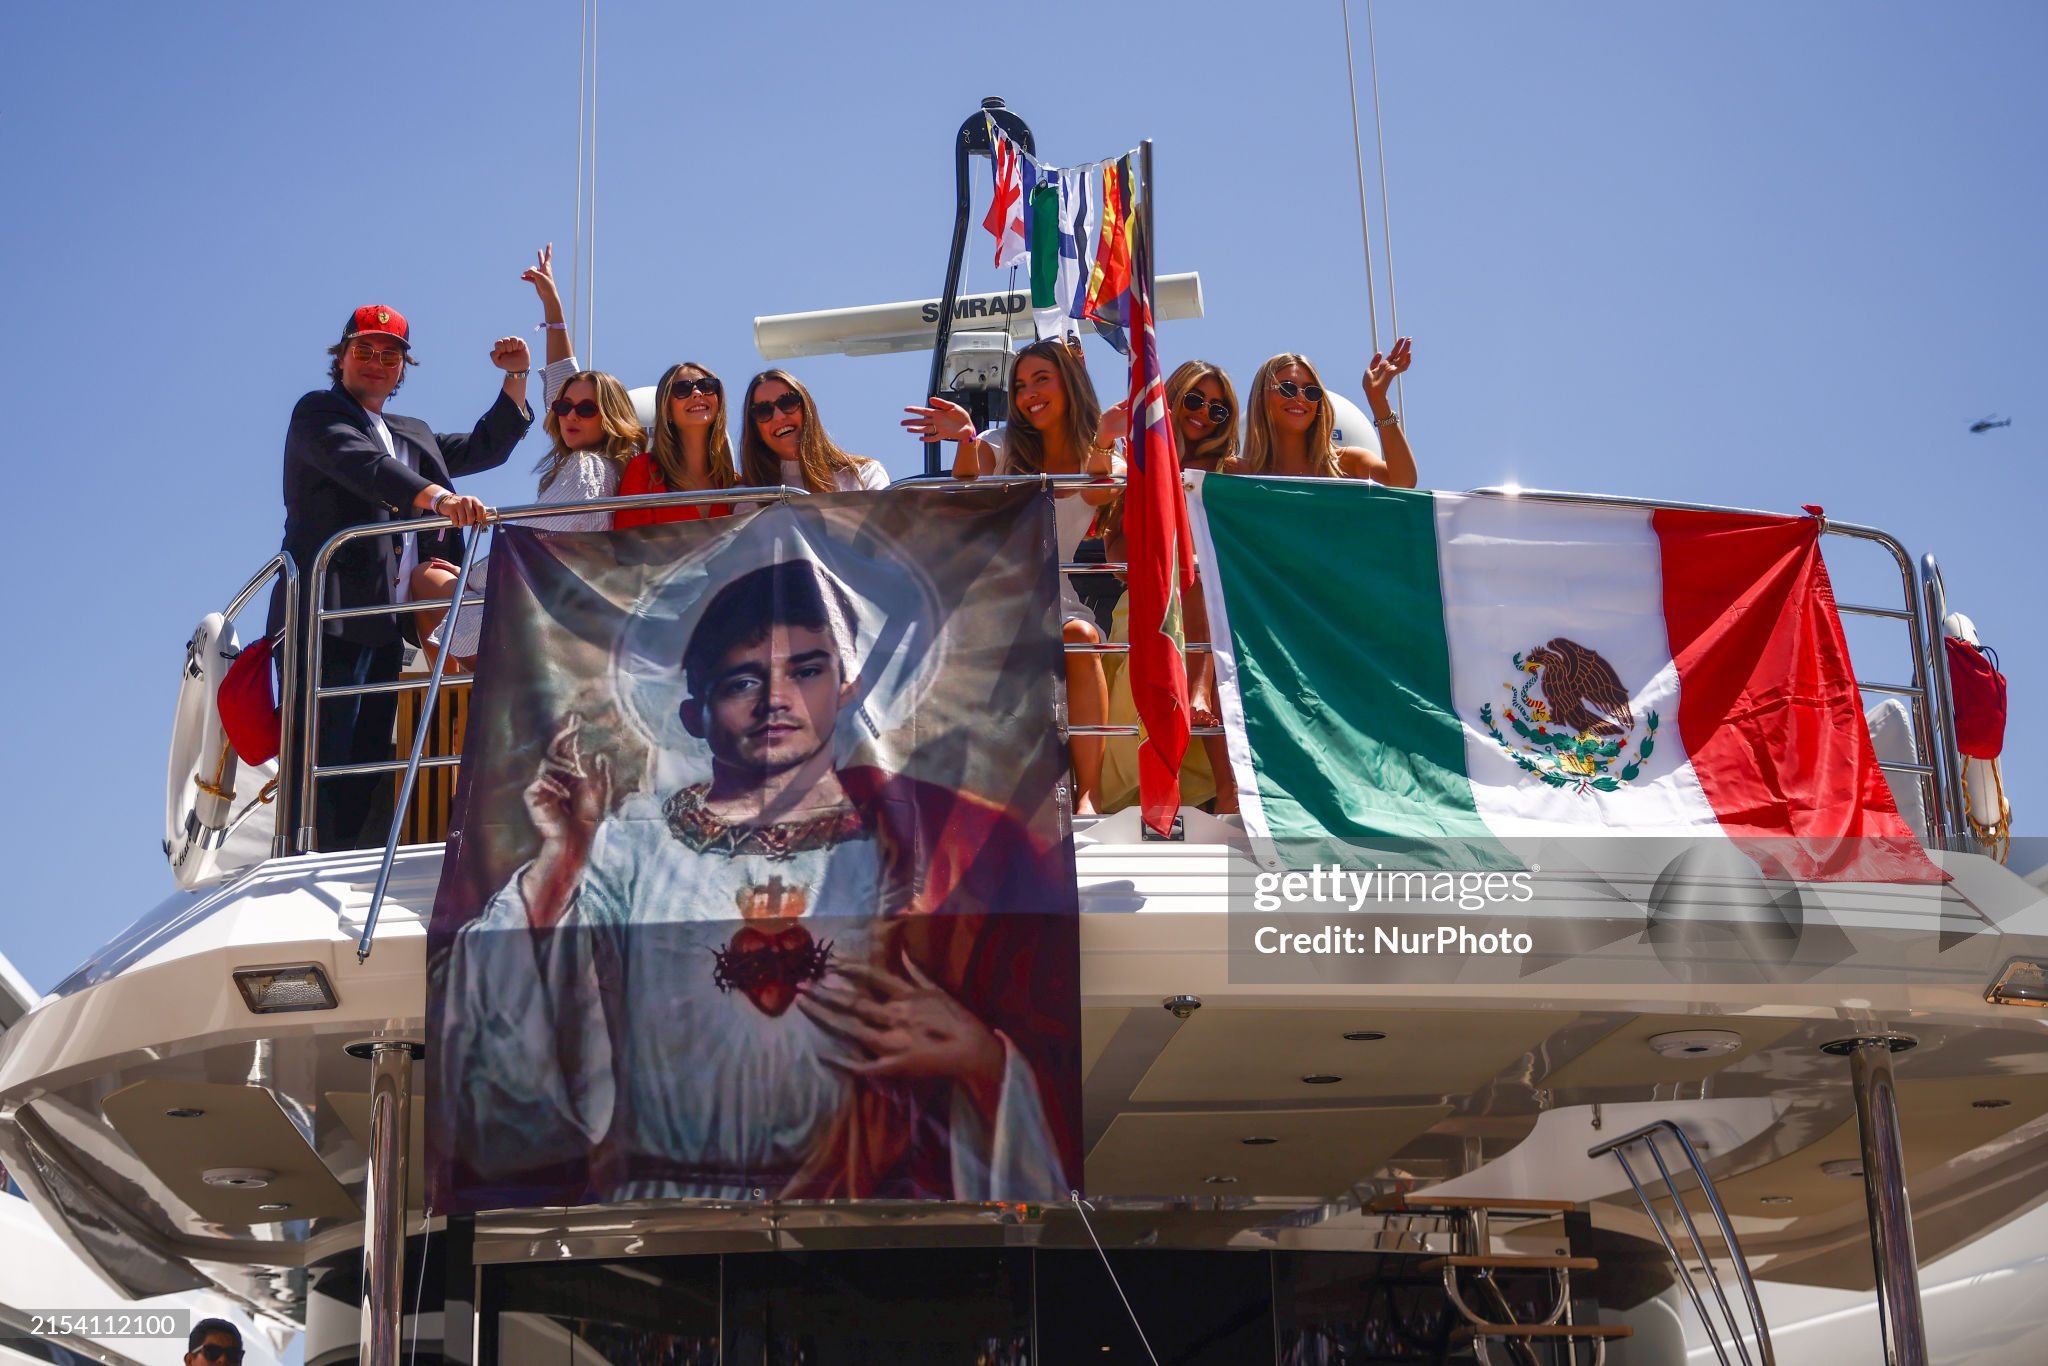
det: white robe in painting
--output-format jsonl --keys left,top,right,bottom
{"left": 442, "top": 785, "right": 1065, "bottom": 1202}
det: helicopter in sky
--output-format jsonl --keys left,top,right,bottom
{"left": 1970, "top": 414, "right": 2013, "bottom": 433}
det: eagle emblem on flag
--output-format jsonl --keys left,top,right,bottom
{"left": 1478, "top": 637, "right": 1659, "bottom": 794}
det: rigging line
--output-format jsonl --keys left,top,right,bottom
{"left": 571, "top": 0, "right": 588, "bottom": 360}
{"left": 1339, "top": 0, "right": 1382, "bottom": 357}
{"left": 587, "top": 0, "right": 599, "bottom": 367}
{"left": 1069, "top": 1193, "right": 1161, "bottom": 1366}
{"left": 406, "top": 1215, "right": 432, "bottom": 1366}
{"left": 1365, "top": 0, "right": 1405, "bottom": 415}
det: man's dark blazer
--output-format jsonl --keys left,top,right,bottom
{"left": 270, "top": 383, "right": 532, "bottom": 645}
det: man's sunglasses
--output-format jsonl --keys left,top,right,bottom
{"left": 667, "top": 376, "right": 722, "bottom": 398}
{"left": 1179, "top": 392, "right": 1232, "bottom": 424}
{"left": 348, "top": 340, "right": 406, "bottom": 367}
{"left": 550, "top": 399, "right": 602, "bottom": 419}
{"left": 195, "top": 1347, "right": 244, "bottom": 1364}
{"left": 1271, "top": 380, "right": 1324, "bottom": 402}
{"left": 748, "top": 393, "right": 804, "bottom": 423}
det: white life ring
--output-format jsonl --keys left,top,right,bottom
{"left": 165, "top": 613, "right": 240, "bottom": 883}
{"left": 1944, "top": 610, "right": 2011, "bottom": 861}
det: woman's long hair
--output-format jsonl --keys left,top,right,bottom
{"left": 1000, "top": 339, "right": 1101, "bottom": 474}
{"left": 739, "top": 369, "right": 863, "bottom": 492}
{"left": 1238, "top": 353, "right": 1339, "bottom": 477}
{"left": 1168, "top": 359, "right": 1239, "bottom": 469}
{"left": 536, "top": 370, "right": 644, "bottom": 491}
{"left": 1097, "top": 359, "right": 1239, "bottom": 544}
{"left": 649, "top": 362, "right": 738, "bottom": 492}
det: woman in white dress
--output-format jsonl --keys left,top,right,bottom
{"left": 414, "top": 246, "right": 644, "bottom": 665}
{"left": 737, "top": 369, "right": 889, "bottom": 494}
{"left": 902, "top": 339, "right": 1120, "bottom": 814}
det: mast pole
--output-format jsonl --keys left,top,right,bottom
{"left": 923, "top": 99, "right": 1034, "bottom": 476}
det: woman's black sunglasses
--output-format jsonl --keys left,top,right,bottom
{"left": 196, "top": 1348, "right": 245, "bottom": 1364}
{"left": 667, "top": 376, "right": 721, "bottom": 398}
{"left": 550, "top": 398, "right": 602, "bottom": 419}
{"left": 1179, "top": 392, "right": 1231, "bottom": 424}
{"left": 748, "top": 393, "right": 804, "bottom": 423}
{"left": 1271, "top": 380, "right": 1324, "bottom": 402}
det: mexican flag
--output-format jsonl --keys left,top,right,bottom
{"left": 1188, "top": 474, "right": 1939, "bottom": 882}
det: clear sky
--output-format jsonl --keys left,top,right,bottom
{"left": 1, "top": 2, "right": 2040, "bottom": 991}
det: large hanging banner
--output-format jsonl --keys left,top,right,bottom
{"left": 427, "top": 487, "right": 1081, "bottom": 1212}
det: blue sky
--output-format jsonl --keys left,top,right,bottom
{"left": 2, "top": 2, "right": 2041, "bottom": 991}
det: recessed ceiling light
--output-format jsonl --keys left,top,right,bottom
{"left": 1759, "top": 1195, "right": 1793, "bottom": 1206}
{"left": 1241, "top": 1136, "right": 1279, "bottom": 1146}
{"left": 1973, "top": 1098, "right": 2012, "bottom": 1110}
{"left": 1647, "top": 1030, "right": 1744, "bottom": 1059}
{"left": 258, "top": 1202, "right": 292, "bottom": 1213}
{"left": 202, "top": 1167, "right": 275, "bottom": 1190}
{"left": 1302, "top": 1074, "right": 1342, "bottom": 1085}
{"left": 1821, "top": 1159, "right": 1865, "bottom": 1180}
{"left": 164, "top": 1107, "right": 206, "bottom": 1120}
{"left": 1204, "top": 1175, "right": 1239, "bottom": 1185}
{"left": 1343, "top": 1031, "right": 1387, "bottom": 1042}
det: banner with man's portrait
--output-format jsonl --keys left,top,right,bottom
{"left": 426, "top": 486, "right": 1082, "bottom": 1213}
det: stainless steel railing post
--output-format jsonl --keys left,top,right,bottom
{"left": 1826, "top": 1035, "right": 1928, "bottom": 1366}
{"left": 354, "top": 1039, "right": 420, "bottom": 1366}
{"left": 358, "top": 525, "right": 483, "bottom": 961}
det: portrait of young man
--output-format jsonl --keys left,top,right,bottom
{"left": 429, "top": 491, "right": 1080, "bottom": 1212}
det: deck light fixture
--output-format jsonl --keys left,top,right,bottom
{"left": 203, "top": 1167, "right": 275, "bottom": 1189}
{"left": 1163, "top": 995, "right": 1202, "bottom": 1020}
{"left": 1342, "top": 1031, "right": 1387, "bottom": 1042}
{"left": 164, "top": 1107, "right": 206, "bottom": 1119}
{"left": 233, "top": 964, "right": 338, "bottom": 1014}
{"left": 1972, "top": 1098, "right": 2012, "bottom": 1110}
{"left": 1241, "top": 1137, "right": 1279, "bottom": 1146}
{"left": 1821, "top": 1159, "right": 1865, "bottom": 1180}
{"left": 1985, "top": 957, "right": 2048, "bottom": 1008}
{"left": 1302, "top": 1074, "right": 1342, "bottom": 1085}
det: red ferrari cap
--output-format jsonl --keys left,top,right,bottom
{"left": 345, "top": 304, "right": 410, "bottom": 348}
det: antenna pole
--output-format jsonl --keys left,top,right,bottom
{"left": 1340, "top": 0, "right": 1382, "bottom": 356}
{"left": 1365, "top": 0, "right": 1404, "bottom": 415}
{"left": 924, "top": 99, "right": 1035, "bottom": 476}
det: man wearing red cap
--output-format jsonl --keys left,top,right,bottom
{"left": 271, "top": 305, "right": 533, "bottom": 850}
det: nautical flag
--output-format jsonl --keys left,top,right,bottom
{"left": 982, "top": 119, "right": 1028, "bottom": 269}
{"left": 1027, "top": 181, "right": 1061, "bottom": 337}
{"left": 1052, "top": 166, "right": 1098, "bottom": 341}
{"left": 1122, "top": 184, "right": 1194, "bottom": 837}
{"left": 1085, "top": 155, "right": 1135, "bottom": 329}
{"left": 1187, "top": 479, "right": 1942, "bottom": 882}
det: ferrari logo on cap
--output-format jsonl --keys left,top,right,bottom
{"left": 376, "top": 309, "right": 391, "bottom": 325}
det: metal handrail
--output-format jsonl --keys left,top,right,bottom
{"left": 296, "top": 485, "right": 806, "bottom": 853}
{"left": 1467, "top": 486, "right": 1956, "bottom": 845}
{"left": 1589, "top": 1119, "right": 1775, "bottom": 1366}
{"left": 1919, "top": 554, "right": 1968, "bottom": 843}
{"left": 209, "top": 553, "right": 299, "bottom": 859}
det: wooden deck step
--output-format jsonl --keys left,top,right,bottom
{"left": 1421, "top": 1255, "right": 1599, "bottom": 1272}
{"left": 1451, "top": 1324, "right": 1633, "bottom": 1342}
{"left": 1373, "top": 1194, "right": 1578, "bottom": 1214}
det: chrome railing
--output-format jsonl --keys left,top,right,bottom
{"left": 1589, "top": 1119, "right": 1775, "bottom": 1366}
{"left": 270, "top": 480, "right": 1969, "bottom": 865}
{"left": 209, "top": 552, "right": 298, "bottom": 861}
{"left": 296, "top": 486, "right": 806, "bottom": 855}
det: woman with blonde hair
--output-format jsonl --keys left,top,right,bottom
{"left": 613, "top": 361, "right": 738, "bottom": 529}
{"left": 904, "top": 338, "right": 1120, "bottom": 814}
{"left": 1228, "top": 339, "right": 1416, "bottom": 486}
{"left": 1095, "top": 358, "right": 1242, "bottom": 812}
{"left": 739, "top": 369, "right": 888, "bottom": 493}
{"left": 415, "top": 246, "right": 646, "bottom": 664}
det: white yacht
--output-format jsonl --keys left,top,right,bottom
{"left": 0, "top": 101, "right": 2037, "bottom": 1366}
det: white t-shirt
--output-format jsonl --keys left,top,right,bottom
{"left": 781, "top": 457, "right": 889, "bottom": 492}
{"left": 364, "top": 408, "right": 421, "bottom": 603}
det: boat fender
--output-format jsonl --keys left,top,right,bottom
{"left": 1943, "top": 611, "right": 2011, "bottom": 862}
{"left": 165, "top": 613, "right": 240, "bottom": 877}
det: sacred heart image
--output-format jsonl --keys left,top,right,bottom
{"left": 713, "top": 921, "right": 832, "bottom": 1018}
{"left": 426, "top": 487, "right": 1083, "bottom": 1211}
